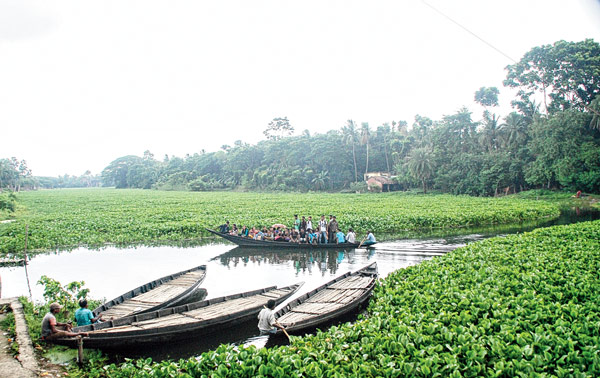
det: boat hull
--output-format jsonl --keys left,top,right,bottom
{"left": 275, "top": 262, "right": 378, "bottom": 334}
{"left": 54, "top": 283, "right": 302, "bottom": 349}
{"left": 206, "top": 229, "right": 375, "bottom": 249}
{"left": 93, "top": 265, "right": 207, "bottom": 319}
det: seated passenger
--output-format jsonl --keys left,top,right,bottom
{"left": 42, "top": 303, "right": 88, "bottom": 341}
{"left": 335, "top": 229, "right": 345, "bottom": 244}
{"left": 363, "top": 230, "right": 376, "bottom": 246}
{"left": 240, "top": 226, "right": 249, "bottom": 237}
{"left": 308, "top": 229, "right": 318, "bottom": 244}
{"left": 255, "top": 229, "right": 265, "bottom": 240}
{"left": 290, "top": 231, "right": 299, "bottom": 243}
{"left": 299, "top": 228, "right": 306, "bottom": 243}
{"left": 345, "top": 228, "right": 356, "bottom": 243}
{"left": 75, "top": 299, "right": 103, "bottom": 326}
{"left": 229, "top": 224, "right": 239, "bottom": 235}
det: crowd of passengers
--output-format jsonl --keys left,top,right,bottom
{"left": 218, "top": 214, "right": 376, "bottom": 245}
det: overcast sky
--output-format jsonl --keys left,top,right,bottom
{"left": 1, "top": 0, "right": 599, "bottom": 177}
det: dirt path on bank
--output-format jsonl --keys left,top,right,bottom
{"left": 0, "top": 298, "right": 67, "bottom": 378}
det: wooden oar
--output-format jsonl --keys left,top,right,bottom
{"left": 277, "top": 323, "right": 291, "bottom": 342}
{"left": 357, "top": 234, "right": 368, "bottom": 249}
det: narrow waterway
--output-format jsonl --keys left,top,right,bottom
{"left": 0, "top": 207, "right": 597, "bottom": 360}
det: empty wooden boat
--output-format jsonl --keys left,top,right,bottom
{"left": 207, "top": 228, "right": 376, "bottom": 249}
{"left": 275, "top": 262, "right": 378, "bottom": 334}
{"left": 93, "top": 265, "right": 207, "bottom": 320}
{"left": 54, "top": 283, "right": 302, "bottom": 349}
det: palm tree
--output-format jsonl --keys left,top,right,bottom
{"left": 406, "top": 148, "right": 433, "bottom": 193}
{"left": 311, "top": 170, "right": 328, "bottom": 191}
{"left": 479, "top": 111, "right": 501, "bottom": 153}
{"left": 360, "top": 122, "right": 371, "bottom": 176}
{"left": 342, "top": 120, "right": 359, "bottom": 182}
{"left": 500, "top": 112, "right": 528, "bottom": 149}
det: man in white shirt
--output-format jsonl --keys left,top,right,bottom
{"left": 345, "top": 228, "right": 356, "bottom": 243}
{"left": 257, "top": 299, "right": 285, "bottom": 335}
{"left": 318, "top": 215, "right": 328, "bottom": 244}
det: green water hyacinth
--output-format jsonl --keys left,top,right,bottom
{"left": 89, "top": 220, "right": 600, "bottom": 377}
{"left": 1, "top": 189, "right": 558, "bottom": 256}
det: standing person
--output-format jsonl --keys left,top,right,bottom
{"left": 318, "top": 215, "right": 328, "bottom": 244}
{"left": 345, "top": 228, "right": 356, "bottom": 243}
{"left": 306, "top": 216, "right": 313, "bottom": 232}
{"left": 293, "top": 215, "right": 301, "bottom": 232}
{"left": 75, "top": 299, "right": 103, "bottom": 326}
{"left": 218, "top": 221, "right": 230, "bottom": 233}
{"left": 42, "top": 303, "right": 88, "bottom": 341}
{"left": 328, "top": 216, "right": 338, "bottom": 243}
{"left": 257, "top": 299, "right": 286, "bottom": 335}
{"left": 300, "top": 216, "right": 307, "bottom": 232}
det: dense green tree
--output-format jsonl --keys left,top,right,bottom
{"left": 474, "top": 86, "right": 499, "bottom": 108}
{"left": 505, "top": 39, "right": 600, "bottom": 114}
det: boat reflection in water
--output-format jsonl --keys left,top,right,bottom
{"left": 212, "top": 247, "right": 364, "bottom": 277}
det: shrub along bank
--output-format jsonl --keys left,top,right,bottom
{"left": 82, "top": 220, "right": 600, "bottom": 377}
{"left": 0, "top": 189, "right": 559, "bottom": 256}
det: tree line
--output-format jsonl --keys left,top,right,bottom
{"left": 3, "top": 39, "right": 599, "bottom": 196}
{"left": 101, "top": 40, "right": 600, "bottom": 195}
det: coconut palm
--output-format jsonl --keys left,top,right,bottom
{"left": 406, "top": 147, "right": 433, "bottom": 193}
{"left": 500, "top": 112, "right": 528, "bottom": 149}
{"left": 360, "top": 122, "right": 371, "bottom": 176}
{"left": 342, "top": 120, "right": 359, "bottom": 182}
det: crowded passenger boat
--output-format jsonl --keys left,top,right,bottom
{"left": 216, "top": 214, "right": 376, "bottom": 246}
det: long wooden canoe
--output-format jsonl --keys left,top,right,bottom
{"left": 207, "top": 229, "right": 376, "bottom": 249}
{"left": 54, "top": 283, "right": 302, "bottom": 349}
{"left": 274, "top": 262, "right": 378, "bottom": 334}
{"left": 93, "top": 265, "right": 207, "bottom": 320}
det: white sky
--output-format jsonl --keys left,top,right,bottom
{"left": 1, "top": 0, "right": 599, "bottom": 177}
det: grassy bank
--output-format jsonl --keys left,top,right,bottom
{"left": 68, "top": 219, "right": 600, "bottom": 377}
{"left": 0, "top": 189, "right": 559, "bottom": 256}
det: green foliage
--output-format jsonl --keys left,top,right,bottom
{"left": 0, "top": 191, "right": 17, "bottom": 214}
{"left": 87, "top": 220, "right": 600, "bottom": 377}
{"left": 474, "top": 86, "right": 499, "bottom": 108}
{"left": 349, "top": 181, "right": 367, "bottom": 193}
{"left": 37, "top": 276, "right": 89, "bottom": 315}
{"left": 0, "top": 310, "right": 18, "bottom": 355}
{"left": 0, "top": 189, "right": 559, "bottom": 256}
{"left": 504, "top": 39, "right": 600, "bottom": 113}
{"left": 19, "top": 277, "right": 100, "bottom": 343}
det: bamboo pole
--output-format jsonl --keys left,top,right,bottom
{"left": 23, "top": 224, "right": 33, "bottom": 302}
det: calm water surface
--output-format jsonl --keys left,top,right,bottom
{"left": 1, "top": 207, "right": 597, "bottom": 360}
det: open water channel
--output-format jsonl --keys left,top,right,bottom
{"left": 0, "top": 207, "right": 598, "bottom": 361}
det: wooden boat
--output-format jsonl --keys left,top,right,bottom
{"left": 274, "top": 262, "right": 378, "bottom": 334}
{"left": 53, "top": 283, "right": 302, "bottom": 349}
{"left": 206, "top": 229, "right": 376, "bottom": 249}
{"left": 93, "top": 265, "right": 207, "bottom": 319}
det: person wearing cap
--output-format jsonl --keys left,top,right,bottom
{"left": 257, "top": 299, "right": 286, "bottom": 335}
{"left": 41, "top": 302, "right": 88, "bottom": 341}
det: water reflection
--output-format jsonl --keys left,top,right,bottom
{"left": 212, "top": 247, "right": 363, "bottom": 277}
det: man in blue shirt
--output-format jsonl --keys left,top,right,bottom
{"left": 335, "top": 228, "right": 345, "bottom": 243}
{"left": 363, "top": 230, "right": 376, "bottom": 246}
{"left": 75, "top": 299, "right": 103, "bottom": 326}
